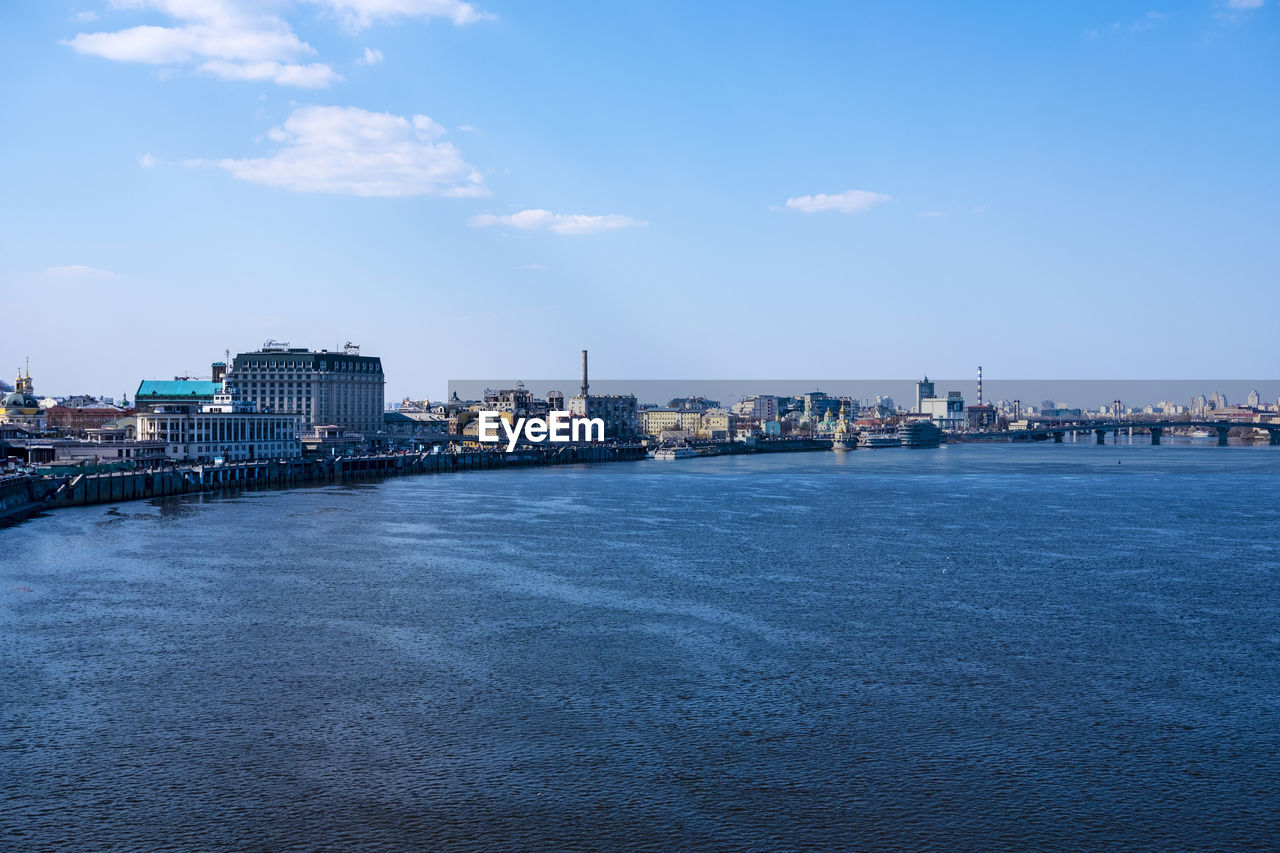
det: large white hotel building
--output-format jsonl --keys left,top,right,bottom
{"left": 225, "top": 341, "right": 386, "bottom": 436}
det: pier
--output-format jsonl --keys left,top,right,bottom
{"left": 5, "top": 444, "right": 647, "bottom": 522}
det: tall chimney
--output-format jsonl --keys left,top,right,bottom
{"left": 977, "top": 365, "right": 983, "bottom": 406}
{"left": 580, "top": 349, "right": 589, "bottom": 398}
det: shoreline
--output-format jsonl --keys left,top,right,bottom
{"left": 1, "top": 438, "right": 839, "bottom": 528}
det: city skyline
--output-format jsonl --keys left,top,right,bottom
{"left": 3, "top": 1, "right": 1278, "bottom": 399}
{"left": 11, "top": 346, "right": 1280, "bottom": 413}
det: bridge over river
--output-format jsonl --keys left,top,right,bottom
{"left": 966, "top": 419, "right": 1280, "bottom": 446}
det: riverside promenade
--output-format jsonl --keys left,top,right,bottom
{"left": 1, "top": 436, "right": 840, "bottom": 527}
{"left": 8, "top": 444, "right": 644, "bottom": 522}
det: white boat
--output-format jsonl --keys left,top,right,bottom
{"left": 653, "top": 446, "right": 698, "bottom": 460}
{"left": 859, "top": 431, "right": 901, "bottom": 449}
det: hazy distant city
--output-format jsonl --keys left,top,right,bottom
{"left": 4, "top": 341, "right": 1279, "bottom": 474}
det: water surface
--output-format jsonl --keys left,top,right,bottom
{"left": 4, "top": 443, "right": 1279, "bottom": 850}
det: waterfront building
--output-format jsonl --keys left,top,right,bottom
{"left": 919, "top": 391, "right": 966, "bottom": 431}
{"left": 32, "top": 430, "right": 167, "bottom": 464}
{"left": 483, "top": 383, "right": 544, "bottom": 417}
{"left": 916, "top": 377, "right": 935, "bottom": 413}
{"left": 1, "top": 368, "right": 46, "bottom": 432}
{"left": 966, "top": 404, "right": 997, "bottom": 431}
{"left": 698, "top": 410, "right": 735, "bottom": 440}
{"left": 136, "top": 381, "right": 301, "bottom": 462}
{"left": 641, "top": 408, "right": 703, "bottom": 436}
{"left": 382, "top": 410, "right": 449, "bottom": 444}
{"left": 570, "top": 394, "right": 640, "bottom": 439}
{"left": 1212, "top": 406, "right": 1263, "bottom": 423}
{"left": 225, "top": 341, "right": 385, "bottom": 436}
{"left": 45, "top": 400, "right": 130, "bottom": 435}
{"left": 732, "top": 395, "right": 778, "bottom": 423}
{"left": 567, "top": 349, "right": 639, "bottom": 439}
{"left": 301, "top": 425, "right": 364, "bottom": 456}
{"left": 134, "top": 378, "right": 222, "bottom": 412}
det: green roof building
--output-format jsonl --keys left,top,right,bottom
{"left": 134, "top": 380, "right": 222, "bottom": 412}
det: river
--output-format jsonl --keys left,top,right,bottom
{"left": 4, "top": 441, "right": 1279, "bottom": 850}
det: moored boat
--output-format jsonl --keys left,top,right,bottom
{"left": 859, "top": 430, "right": 901, "bottom": 449}
{"left": 653, "top": 445, "right": 698, "bottom": 460}
{"left": 898, "top": 420, "right": 942, "bottom": 448}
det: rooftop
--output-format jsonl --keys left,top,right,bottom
{"left": 136, "top": 380, "right": 222, "bottom": 398}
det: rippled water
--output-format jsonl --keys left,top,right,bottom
{"left": 4, "top": 443, "right": 1280, "bottom": 851}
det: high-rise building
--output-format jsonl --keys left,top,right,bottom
{"left": 226, "top": 341, "right": 385, "bottom": 435}
{"left": 916, "top": 377, "right": 935, "bottom": 413}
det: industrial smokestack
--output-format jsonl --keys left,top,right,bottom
{"left": 580, "top": 349, "right": 589, "bottom": 398}
{"left": 977, "top": 365, "right": 983, "bottom": 406}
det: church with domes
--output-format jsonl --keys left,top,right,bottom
{"left": 1, "top": 367, "right": 47, "bottom": 432}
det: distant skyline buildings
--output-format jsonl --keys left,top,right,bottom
{"left": 2, "top": 2, "right": 1278, "bottom": 395}
{"left": 10, "top": 343, "right": 1280, "bottom": 417}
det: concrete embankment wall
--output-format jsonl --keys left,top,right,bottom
{"left": 711, "top": 438, "right": 832, "bottom": 455}
{"left": 41, "top": 444, "right": 646, "bottom": 510}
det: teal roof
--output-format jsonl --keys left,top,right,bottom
{"left": 135, "top": 380, "right": 221, "bottom": 398}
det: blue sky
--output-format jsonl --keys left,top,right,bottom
{"left": 2, "top": 0, "right": 1277, "bottom": 401}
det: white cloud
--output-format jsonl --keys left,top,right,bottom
{"left": 44, "top": 265, "right": 119, "bottom": 279}
{"left": 138, "top": 153, "right": 157, "bottom": 167}
{"left": 457, "top": 124, "right": 477, "bottom": 132}
{"left": 64, "top": 1, "right": 488, "bottom": 85}
{"left": 199, "top": 59, "right": 340, "bottom": 86}
{"left": 1131, "top": 11, "right": 1167, "bottom": 31}
{"left": 784, "top": 189, "right": 891, "bottom": 215}
{"left": 971, "top": 205, "right": 988, "bottom": 215}
{"left": 1215, "top": 0, "right": 1265, "bottom": 21}
{"left": 307, "top": 0, "right": 493, "bottom": 30}
{"left": 73, "top": 10, "right": 99, "bottom": 22}
{"left": 64, "top": 1, "right": 341, "bottom": 88}
{"left": 469, "top": 209, "right": 647, "bottom": 235}
{"left": 208, "top": 105, "right": 488, "bottom": 197}
{"left": 357, "top": 46, "right": 383, "bottom": 64}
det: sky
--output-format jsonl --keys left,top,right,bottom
{"left": 1, "top": 0, "right": 1277, "bottom": 401}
